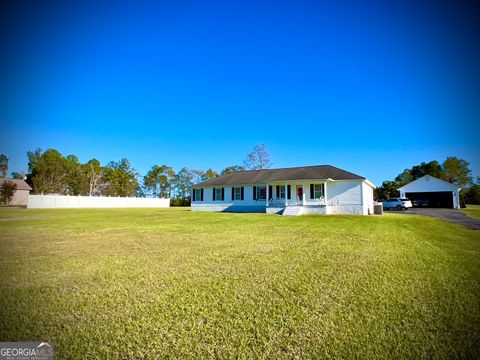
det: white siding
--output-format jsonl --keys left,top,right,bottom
{"left": 192, "top": 179, "right": 375, "bottom": 215}
{"left": 191, "top": 185, "right": 266, "bottom": 212}
{"left": 193, "top": 185, "right": 263, "bottom": 206}
{"left": 303, "top": 182, "right": 327, "bottom": 206}
{"left": 362, "top": 182, "right": 374, "bottom": 215}
{"left": 326, "top": 180, "right": 364, "bottom": 215}
{"left": 327, "top": 180, "right": 362, "bottom": 205}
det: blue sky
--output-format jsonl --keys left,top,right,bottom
{"left": 1, "top": 0, "right": 478, "bottom": 186}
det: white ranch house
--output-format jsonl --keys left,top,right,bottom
{"left": 191, "top": 165, "right": 376, "bottom": 216}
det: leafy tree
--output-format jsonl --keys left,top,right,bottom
{"left": 243, "top": 144, "right": 272, "bottom": 170}
{"left": 172, "top": 167, "right": 196, "bottom": 200}
{"left": 394, "top": 169, "right": 413, "bottom": 187}
{"left": 460, "top": 176, "right": 480, "bottom": 205}
{"left": 84, "top": 159, "right": 104, "bottom": 196}
{"left": 411, "top": 161, "right": 444, "bottom": 180}
{"left": 27, "top": 148, "right": 42, "bottom": 169}
{"left": 220, "top": 165, "right": 245, "bottom": 176}
{"left": 0, "top": 180, "right": 17, "bottom": 205}
{"left": 143, "top": 165, "right": 176, "bottom": 198}
{"left": 170, "top": 197, "right": 191, "bottom": 206}
{"left": 11, "top": 172, "right": 25, "bottom": 180}
{"left": 65, "top": 154, "right": 86, "bottom": 195}
{"left": 103, "top": 158, "right": 139, "bottom": 197}
{"left": 28, "top": 148, "right": 69, "bottom": 194}
{"left": 25, "top": 148, "right": 40, "bottom": 189}
{"left": 170, "top": 168, "right": 211, "bottom": 206}
{"left": 395, "top": 161, "right": 444, "bottom": 187}
{"left": 201, "top": 168, "right": 219, "bottom": 181}
{"left": 377, "top": 156, "right": 473, "bottom": 201}
{"left": 64, "top": 155, "right": 106, "bottom": 196}
{"left": 375, "top": 181, "right": 399, "bottom": 200}
{"left": 463, "top": 186, "right": 480, "bottom": 205}
{"left": 442, "top": 156, "right": 471, "bottom": 185}
{"left": 135, "top": 184, "right": 147, "bottom": 198}
{"left": 0, "top": 153, "right": 8, "bottom": 178}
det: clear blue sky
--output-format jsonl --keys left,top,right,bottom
{"left": 1, "top": 0, "right": 478, "bottom": 186}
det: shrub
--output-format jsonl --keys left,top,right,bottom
{"left": 0, "top": 180, "right": 17, "bottom": 205}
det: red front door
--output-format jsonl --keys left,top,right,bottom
{"left": 297, "top": 185, "right": 303, "bottom": 203}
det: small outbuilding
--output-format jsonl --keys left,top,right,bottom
{"left": 0, "top": 178, "right": 32, "bottom": 206}
{"left": 398, "top": 175, "right": 461, "bottom": 209}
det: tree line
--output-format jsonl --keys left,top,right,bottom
{"left": 3, "top": 148, "right": 479, "bottom": 205}
{"left": 0, "top": 144, "right": 272, "bottom": 205}
{"left": 375, "top": 156, "right": 480, "bottom": 204}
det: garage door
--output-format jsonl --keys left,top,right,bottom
{"left": 405, "top": 192, "right": 453, "bottom": 208}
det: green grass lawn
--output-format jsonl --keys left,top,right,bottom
{"left": 462, "top": 204, "right": 480, "bottom": 220}
{"left": 0, "top": 208, "right": 479, "bottom": 359}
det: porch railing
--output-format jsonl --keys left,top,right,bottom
{"left": 267, "top": 198, "right": 326, "bottom": 207}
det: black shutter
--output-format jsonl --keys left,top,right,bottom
{"left": 276, "top": 185, "right": 280, "bottom": 198}
{"left": 287, "top": 185, "right": 291, "bottom": 199}
{"left": 241, "top": 187, "right": 244, "bottom": 200}
{"left": 269, "top": 186, "right": 273, "bottom": 200}
{"left": 192, "top": 188, "right": 196, "bottom": 201}
{"left": 310, "top": 184, "right": 314, "bottom": 199}
{"left": 221, "top": 187, "right": 225, "bottom": 201}
{"left": 213, "top": 188, "right": 216, "bottom": 201}
{"left": 253, "top": 186, "right": 257, "bottom": 200}
{"left": 200, "top": 189, "right": 204, "bottom": 201}
{"left": 231, "top": 187, "right": 235, "bottom": 200}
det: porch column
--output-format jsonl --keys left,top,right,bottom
{"left": 324, "top": 181, "right": 328, "bottom": 205}
{"left": 302, "top": 182, "right": 306, "bottom": 205}
{"left": 266, "top": 184, "right": 269, "bottom": 207}
{"left": 285, "top": 184, "right": 288, "bottom": 206}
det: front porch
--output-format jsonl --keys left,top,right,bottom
{"left": 261, "top": 181, "right": 329, "bottom": 216}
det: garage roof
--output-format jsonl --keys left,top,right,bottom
{"left": 398, "top": 175, "right": 461, "bottom": 192}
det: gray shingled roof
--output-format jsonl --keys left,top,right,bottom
{"left": 195, "top": 165, "right": 365, "bottom": 187}
{"left": 0, "top": 178, "right": 32, "bottom": 191}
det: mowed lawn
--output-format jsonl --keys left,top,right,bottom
{"left": 0, "top": 208, "right": 479, "bottom": 359}
{"left": 462, "top": 204, "right": 480, "bottom": 220}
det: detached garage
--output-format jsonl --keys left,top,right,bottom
{"left": 398, "top": 175, "right": 461, "bottom": 209}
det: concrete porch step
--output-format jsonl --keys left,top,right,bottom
{"left": 282, "top": 206, "right": 303, "bottom": 216}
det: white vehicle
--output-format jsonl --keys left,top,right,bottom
{"left": 382, "top": 198, "right": 412, "bottom": 210}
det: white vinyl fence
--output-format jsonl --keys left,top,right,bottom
{"left": 27, "top": 195, "right": 170, "bottom": 209}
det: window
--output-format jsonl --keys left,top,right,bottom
{"left": 231, "top": 187, "right": 244, "bottom": 201}
{"left": 257, "top": 186, "right": 266, "bottom": 200}
{"left": 234, "top": 187, "right": 242, "bottom": 200}
{"left": 312, "top": 183, "right": 324, "bottom": 199}
{"left": 276, "top": 185, "right": 286, "bottom": 199}
{"left": 212, "top": 188, "right": 224, "bottom": 201}
{"left": 215, "top": 188, "right": 223, "bottom": 201}
{"left": 194, "top": 189, "right": 202, "bottom": 201}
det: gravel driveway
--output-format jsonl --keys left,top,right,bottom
{"left": 392, "top": 208, "right": 480, "bottom": 230}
